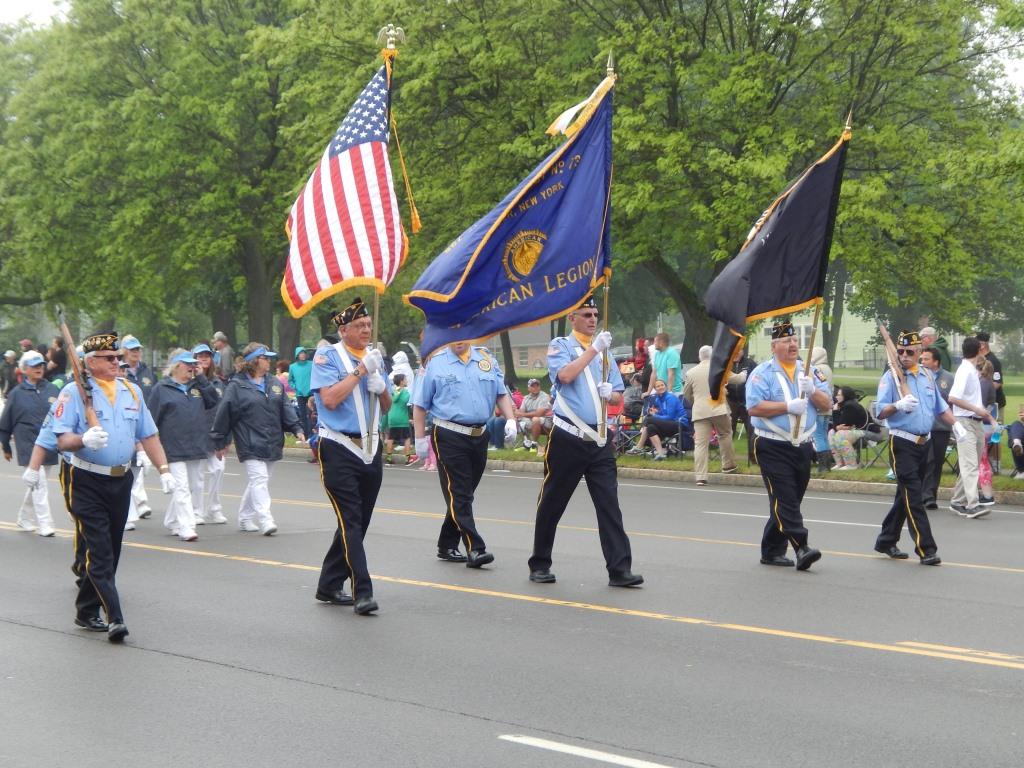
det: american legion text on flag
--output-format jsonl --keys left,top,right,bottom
{"left": 404, "top": 76, "right": 615, "bottom": 359}
{"left": 281, "top": 63, "right": 407, "bottom": 317}
{"left": 705, "top": 127, "right": 850, "bottom": 402}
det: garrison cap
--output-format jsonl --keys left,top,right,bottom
{"left": 896, "top": 330, "right": 922, "bottom": 347}
{"left": 771, "top": 321, "right": 795, "bottom": 339}
{"left": 82, "top": 331, "right": 120, "bottom": 354}
{"left": 331, "top": 297, "right": 369, "bottom": 327}
{"left": 576, "top": 294, "right": 598, "bottom": 311}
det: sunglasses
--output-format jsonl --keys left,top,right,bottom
{"left": 896, "top": 349, "right": 918, "bottom": 356}
{"left": 92, "top": 354, "right": 122, "bottom": 361}
{"left": 577, "top": 312, "right": 600, "bottom": 319}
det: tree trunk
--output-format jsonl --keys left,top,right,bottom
{"left": 821, "top": 262, "right": 847, "bottom": 366}
{"left": 210, "top": 303, "right": 237, "bottom": 346}
{"left": 499, "top": 330, "right": 518, "bottom": 387}
{"left": 241, "top": 237, "right": 273, "bottom": 344}
{"left": 277, "top": 313, "right": 302, "bottom": 360}
{"left": 556, "top": 316, "right": 567, "bottom": 337}
{"left": 644, "top": 257, "right": 715, "bottom": 363}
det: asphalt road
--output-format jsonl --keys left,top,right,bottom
{"left": 2, "top": 457, "right": 1023, "bottom": 768}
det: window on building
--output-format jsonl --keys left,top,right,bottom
{"left": 518, "top": 348, "right": 529, "bottom": 367}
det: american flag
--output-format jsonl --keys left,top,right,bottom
{"left": 282, "top": 66, "right": 407, "bottom": 317}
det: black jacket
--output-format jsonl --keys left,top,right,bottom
{"left": 198, "top": 374, "right": 227, "bottom": 452}
{"left": 123, "top": 362, "right": 157, "bottom": 398}
{"left": 146, "top": 376, "right": 221, "bottom": 463}
{"left": 0, "top": 379, "right": 60, "bottom": 466}
{"left": 210, "top": 374, "right": 300, "bottom": 461}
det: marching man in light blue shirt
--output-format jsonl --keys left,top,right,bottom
{"left": 51, "top": 331, "right": 177, "bottom": 643}
{"left": 527, "top": 294, "right": 643, "bottom": 588}
{"left": 873, "top": 330, "right": 963, "bottom": 563}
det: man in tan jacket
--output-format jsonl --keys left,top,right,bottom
{"left": 683, "top": 345, "right": 745, "bottom": 486}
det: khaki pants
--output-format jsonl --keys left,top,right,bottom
{"left": 951, "top": 417, "right": 985, "bottom": 510}
{"left": 694, "top": 413, "right": 737, "bottom": 481}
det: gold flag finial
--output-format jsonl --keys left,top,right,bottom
{"left": 606, "top": 51, "right": 615, "bottom": 77}
{"left": 844, "top": 109, "right": 853, "bottom": 134}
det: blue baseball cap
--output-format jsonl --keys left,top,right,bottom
{"left": 20, "top": 350, "right": 45, "bottom": 367}
{"left": 191, "top": 343, "right": 213, "bottom": 355}
{"left": 170, "top": 351, "right": 199, "bottom": 365}
{"left": 121, "top": 334, "right": 143, "bottom": 350}
{"left": 243, "top": 346, "right": 278, "bottom": 362}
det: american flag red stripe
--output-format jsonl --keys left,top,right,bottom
{"left": 282, "top": 66, "right": 406, "bottom": 317}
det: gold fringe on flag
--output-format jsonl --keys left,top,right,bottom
{"left": 390, "top": 115, "right": 421, "bottom": 234}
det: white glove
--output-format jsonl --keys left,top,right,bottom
{"left": 415, "top": 436, "right": 430, "bottom": 460}
{"left": 503, "top": 419, "right": 517, "bottom": 444}
{"left": 734, "top": 370, "right": 748, "bottom": 384}
{"left": 786, "top": 398, "right": 808, "bottom": 416}
{"left": 159, "top": 472, "right": 177, "bottom": 495}
{"left": 365, "top": 372, "right": 386, "bottom": 394}
{"left": 136, "top": 449, "right": 152, "bottom": 468}
{"left": 597, "top": 381, "right": 613, "bottom": 399}
{"left": 362, "top": 349, "right": 383, "bottom": 375}
{"left": 21, "top": 467, "right": 40, "bottom": 490}
{"left": 951, "top": 421, "right": 968, "bottom": 442}
{"left": 798, "top": 375, "right": 815, "bottom": 396}
{"left": 82, "top": 426, "right": 109, "bottom": 450}
{"left": 895, "top": 393, "right": 919, "bottom": 413}
{"left": 592, "top": 331, "right": 612, "bottom": 353}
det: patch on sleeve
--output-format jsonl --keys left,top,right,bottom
{"left": 814, "top": 369, "right": 827, "bottom": 382}
{"left": 314, "top": 354, "right": 328, "bottom": 365}
{"left": 993, "top": 372, "right": 1001, "bottom": 382}
{"left": 55, "top": 403, "right": 64, "bottom": 418}
{"left": 750, "top": 373, "right": 762, "bottom": 386}
{"left": 547, "top": 343, "right": 559, "bottom": 355}
{"left": 57, "top": 390, "right": 71, "bottom": 403}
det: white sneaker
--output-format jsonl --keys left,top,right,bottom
{"left": 38, "top": 526, "right": 55, "bottom": 537}
{"left": 124, "top": 521, "right": 136, "bottom": 531}
{"left": 178, "top": 529, "right": 198, "bottom": 542}
{"left": 238, "top": 520, "right": 259, "bottom": 532}
{"left": 137, "top": 506, "right": 152, "bottom": 519}
{"left": 16, "top": 520, "right": 37, "bottom": 532}
{"left": 260, "top": 521, "right": 278, "bottom": 536}
{"left": 209, "top": 512, "right": 227, "bottom": 524}
{"left": 836, "top": 465, "right": 857, "bottom": 471}
{"left": 194, "top": 516, "right": 206, "bottom": 526}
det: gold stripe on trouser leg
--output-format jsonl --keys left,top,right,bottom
{"left": 434, "top": 425, "right": 471, "bottom": 553}
{"left": 754, "top": 436, "right": 799, "bottom": 550}
{"left": 317, "top": 441, "right": 356, "bottom": 593}
{"left": 890, "top": 437, "right": 925, "bottom": 556}
{"left": 67, "top": 467, "right": 112, "bottom": 621}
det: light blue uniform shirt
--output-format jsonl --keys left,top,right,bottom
{"left": 51, "top": 379, "right": 157, "bottom": 466}
{"left": 34, "top": 405, "right": 66, "bottom": 458}
{"left": 413, "top": 347, "right": 507, "bottom": 425}
{"left": 876, "top": 366, "right": 948, "bottom": 435}
{"left": 310, "top": 345, "right": 392, "bottom": 434}
{"left": 746, "top": 357, "right": 831, "bottom": 434}
{"left": 548, "top": 334, "right": 624, "bottom": 426}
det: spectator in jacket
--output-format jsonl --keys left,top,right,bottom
{"left": 120, "top": 334, "right": 156, "bottom": 528}
{"left": 192, "top": 343, "right": 228, "bottom": 523}
{"left": 210, "top": 342, "right": 304, "bottom": 535}
{"left": 628, "top": 379, "right": 689, "bottom": 460}
{"left": 726, "top": 343, "right": 757, "bottom": 464}
{"left": 212, "top": 331, "right": 235, "bottom": 379}
{"left": 385, "top": 373, "right": 414, "bottom": 464}
{"left": 828, "top": 386, "right": 868, "bottom": 470}
{"left": 976, "top": 358, "right": 998, "bottom": 507}
{"left": 683, "top": 345, "right": 742, "bottom": 485}
{"left": 810, "top": 346, "right": 834, "bottom": 472}
{"left": 1, "top": 351, "right": 19, "bottom": 399}
{"left": 1008, "top": 403, "right": 1024, "bottom": 479}
{"left": 623, "top": 374, "right": 645, "bottom": 420}
{"left": 45, "top": 337, "right": 68, "bottom": 383}
{"left": 919, "top": 327, "right": 952, "bottom": 372}
{"left": 0, "top": 350, "right": 59, "bottom": 535}
{"left": 920, "top": 347, "right": 955, "bottom": 508}
{"left": 288, "top": 346, "right": 313, "bottom": 439}
{"left": 146, "top": 350, "right": 221, "bottom": 541}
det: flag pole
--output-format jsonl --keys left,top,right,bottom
{"left": 598, "top": 51, "right": 614, "bottom": 443}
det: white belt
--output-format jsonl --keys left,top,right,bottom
{"left": 553, "top": 415, "right": 598, "bottom": 442}
{"left": 435, "top": 418, "right": 486, "bottom": 438}
{"left": 754, "top": 428, "right": 810, "bottom": 444}
{"left": 318, "top": 425, "right": 375, "bottom": 464}
{"left": 70, "top": 456, "right": 132, "bottom": 476}
{"left": 890, "top": 429, "right": 929, "bottom": 445}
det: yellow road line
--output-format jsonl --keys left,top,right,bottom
{"left": 3, "top": 521, "right": 1023, "bottom": 672}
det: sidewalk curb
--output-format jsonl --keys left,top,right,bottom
{"left": 282, "top": 446, "right": 1024, "bottom": 506}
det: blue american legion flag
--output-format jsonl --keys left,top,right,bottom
{"left": 405, "top": 76, "right": 615, "bottom": 359}
{"left": 282, "top": 65, "right": 406, "bottom": 317}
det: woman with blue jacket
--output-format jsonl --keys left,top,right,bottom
{"left": 628, "top": 379, "right": 690, "bottom": 461}
{"left": 146, "top": 350, "right": 220, "bottom": 541}
{"left": 288, "top": 346, "right": 313, "bottom": 439}
{"left": 210, "top": 342, "right": 304, "bottom": 535}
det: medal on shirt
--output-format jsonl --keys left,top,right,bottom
{"left": 478, "top": 360, "right": 492, "bottom": 372}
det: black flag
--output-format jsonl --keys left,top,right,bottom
{"left": 705, "top": 129, "right": 849, "bottom": 403}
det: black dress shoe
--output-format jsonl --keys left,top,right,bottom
{"left": 315, "top": 588, "right": 354, "bottom": 606}
{"left": 107, "top": 622, "right": 129, "bottom": 643}
{"left": 874, "top": 544, "right": 909, "bottom": 560}
{"left": 437, "top": 547, "right": 468, "bottom": 563}
{"left": 795, "top": 546, "right": 821, "bottom": 571}
{"left": 466, "top": 550, "right": 495, "bottom": 568}
{"left": 74, "top": 615, "right": 108, "bottom": 632}
{"left": 920, "top": 554, "right": 942, "bottom": 566}
{"left": 924, "top": 500, "right": 938, "bottom": 510}
{"left": 760, "top": 555, "right": 795, "bottom": 567}
{"left": 353, "top": 596, "right": 378, "bottom": 615}
{"left": 529, "top": 569, "right": 556, "bottom": 583}
{"left": 608, "top": 571, "right": 644, "bottom": 587}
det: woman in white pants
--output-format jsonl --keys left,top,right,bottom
{"left": 192, "top": 343, "right": 227, "bottom": 523}
{"left": 209, "top": 342, "right": 304, "bottom": 535}
{"left": 145, "top": 350, "right": 221, "bottom": 541}
{"left": 0, "top": 350, "right": 60, "bottom": 536}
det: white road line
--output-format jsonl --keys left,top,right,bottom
{"left": 701, "top": 510, "right": 878, "bottom": 528}
{"left": 498, "top": 735, "right": 674, "bottom": 767}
